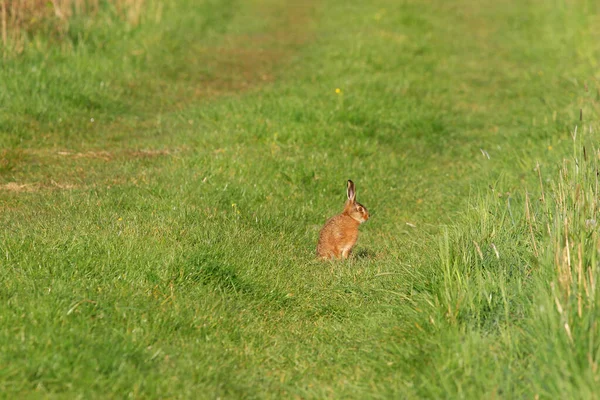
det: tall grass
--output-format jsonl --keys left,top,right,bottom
{"left": 528, "top": 126, "right": 600, "bottom": 396}
{"left": 436, "top": 123, "right": 600, "bottom": 397}
{"left": 1, "top": 0, "right": 147, "bottom": 54}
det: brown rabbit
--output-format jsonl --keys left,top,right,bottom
{"left": 317, "top": 180, "right": 369, "bottom": 259}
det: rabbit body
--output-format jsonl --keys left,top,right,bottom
{"left": 317, "top": 180, "right": 369, "bottom": 259}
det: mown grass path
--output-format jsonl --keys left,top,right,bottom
{"left": 1, "top": 0, "right": 599, "bottom": 398}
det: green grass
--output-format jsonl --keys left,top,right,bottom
{"left": 1, "top": 0, "right": 600, "bottom": 398}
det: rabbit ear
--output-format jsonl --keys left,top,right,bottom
{"left": 347, "top": 180, "right": 356, "bottom": 202}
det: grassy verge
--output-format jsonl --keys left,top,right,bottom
{"left": 1, "top": 0, "right": 600, "bottom": 398}
{"left": 429, "top": 126, "right": 600, "bottom": 398}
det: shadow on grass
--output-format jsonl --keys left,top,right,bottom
{"left": 354, "top": 248, "right": 376, "bottom": 260}
{"left": 177, "top": 251, "right": 295, "bottom": 309}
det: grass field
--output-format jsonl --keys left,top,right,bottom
{"left": 2, "top": 0, "right": 600, "bottom": 398}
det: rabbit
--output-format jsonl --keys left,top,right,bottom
{"left": 317, "top": 180, "right": 369, "bottom": 259}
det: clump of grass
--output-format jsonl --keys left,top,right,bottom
{"left": 1, "top": 0, "right": 147, "bottom": 54}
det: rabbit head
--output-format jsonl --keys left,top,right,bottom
{"left": 344, "top": 180, "right": 369, "bottom": 223}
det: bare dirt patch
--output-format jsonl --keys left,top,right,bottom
{"left": 0, "top": 181, "right": 80, "bottom": 193}
{"left": 57, "top": 150, "right": 113, "bottom": 161}
{"left": 1, "top": 182, "right": 37, "bottom": 193}
{"left": 54, "top": 148, "right": 178, "bottom": 161}
{"left": 0, "top": 147, "right": 183, "bottom": 195}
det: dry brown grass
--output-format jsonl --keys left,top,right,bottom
{"left": 1, "top": 0, "right": 145, "bottom": 54}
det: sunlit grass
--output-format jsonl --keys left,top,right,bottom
{"left": 1, "top": 0, "right": 600, "bottom": 398}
